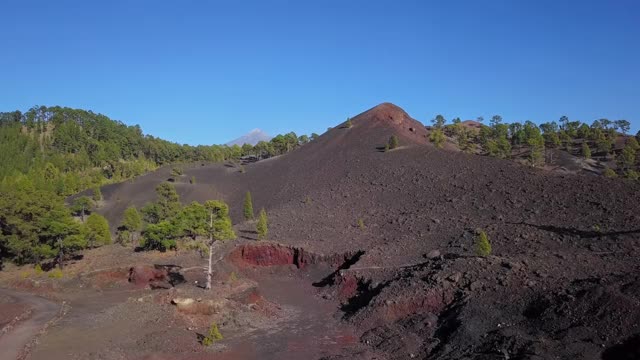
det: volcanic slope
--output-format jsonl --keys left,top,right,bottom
{"left": 97, "top": 102, "right": 639, "bottom": 267}
{"left": 91, "top": 102, "right": 640, "bottom": 358}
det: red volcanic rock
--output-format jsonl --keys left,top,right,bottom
{"left": 128, "top": 266, "right": 168, "bottom": 288}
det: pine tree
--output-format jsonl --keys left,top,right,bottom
{"left": 203, "top": 200, "right": 236, "bottom": 290}
{"left": 582, "top": 142, "right": 591, "bottom": 159}
{"left": 429, "top": 129, "right": 445, "bottom": 148}
{"left": 92, "top": 186, "right": 102, "bottom": 202}
{"left": 475, "top": 230, "right": 491, "bottom": 257}
{"left": 243, "top": 191, "right": 254, "bottom": 220}
{"left": 388, "top": 135, "right": 399, "bottom": 150}
{"left": 256, "top": 208, "right": 268, "bottom": 240}
{"left": 85, "top": 213, "right": 111, "bottom": 247}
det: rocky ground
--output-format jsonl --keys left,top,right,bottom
{"left": 2, "top": 103, "right": 640, "bottom": 359}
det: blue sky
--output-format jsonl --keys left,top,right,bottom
{"left": 1, "top": 0, "right": 638, "bottom": 144}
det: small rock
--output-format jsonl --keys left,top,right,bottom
{"left": 447, "top": 272, "right": 462, "bottom": 283}
{"left": 426, "top": 250, "right": 441, "bottom": 259}
{"left": 431, "top": 218, "right": 441, "bottom": 224}
{"left": 469, "top": 281, "right": 483, "bottom": 291}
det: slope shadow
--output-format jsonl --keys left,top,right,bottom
{"left": 312, "top": 250, "right": 365, "bottom": 288}
{"left": 341, "top": 279, "right": 390, "bottom": 319}
{"left": 601, "top": 334, "right": 640, "bottom": 360}
{"left": 509, "top": 222, "right": 640, "bottom": 239}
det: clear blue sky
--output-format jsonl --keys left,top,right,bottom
{"left": 1, "top": 0, "right": 638, "bottom": 144}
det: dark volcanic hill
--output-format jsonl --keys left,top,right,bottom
{"left": 94, "top": 102, "right": 640, "bottom": 359}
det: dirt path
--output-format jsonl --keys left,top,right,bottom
{"left": 0, "top": 289, "right": 60, "bottom": 360}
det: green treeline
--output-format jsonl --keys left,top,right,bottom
{"left": 0, "top": 105, "right": 316, "bottom": 267}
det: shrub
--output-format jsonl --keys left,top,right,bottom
{"left": 625, "top": 170, "right": 639, "bottom": 181}
{"left": 388, "top": 135, "right": 399, "bottom": 150}
{"left": 304, "top": 196, "right": 312, "bottom": 204}
{"left": 384, "top": 144, "right": 390, "bottom": 152}
{"left": 171, "top": 167, "right": 183, "bottom": 176}
{"left": 34, "top": 263, "right": 43, "bottom": 274}
{"left": 190, "top": 176, "right": 196, "bottom": 184}
{"left": 357, "top": 218, "right": 365, "bottom": 230}
{"left": 256, "top": 209, "right": 268, "bottom": 240}
{"left": 603, "top": 168, "right": 618, "bottom": 178}
{"left": 345, "top": 118, "right": 353, "bottom": 128}
{"left": 475, "top": 230, "right": 491, "bottom": 257}
{"left": 48, "top": 268, "right": 63, "bottom": 279}
{"left": 229, "top": 272, "right": 238, "bottom": 283}
{"left": 202, "top": 323, "right": 223, "bottom": 346}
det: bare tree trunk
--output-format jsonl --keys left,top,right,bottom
{"left": 206, "top": 210, "right": 213, "bottom": 290}
{"left": 58, "top": 237, "right": 64, "bottom": 270}
{"left": 206, "top": 242, "right": 213, "bottom": 290}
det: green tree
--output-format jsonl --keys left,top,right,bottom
{"left": 204, "top": 200, "right": 236, "bottom": 290}
{"left": 432, "top": 115, "right": 446, "bottom": 128}
{"left": 85, "top": 213, "right": 111, "bottom": 247}
{"left": 582, "top": 142, "right": 591, "bottom": 159}
{"left": 429, "top": 129, "right": 445, "bottom": 148}
{"left": 388, "top": 135, "right": 399, "bottom": 150}
{"left": 475, "top": 231, "right": 491, "bottom": 257}
{"left": 155, "top": 182, "right": 181, "bottom": 221}
{"left": 92, "top": 186, "right": 102, "bottom": 202}
{"left": 176, "top": 202, "right": 208, "bottom": 239}
{"left": 619, "top": 137, "right": 639, "bottom": 171}
{"left": 71, "top": 196, "right": 93, "bottom": 222}
{"left": 256, "top": 208, "right": 268, "bottom": 240}
{"left": 141, "top": 221, "right": 178, "bottom": 251}
{"left": 244, "top": 191, "right": 254, "bottom": 220}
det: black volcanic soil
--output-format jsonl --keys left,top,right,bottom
{"left": 3, "top": 103, "right": 640, "bottom": 359}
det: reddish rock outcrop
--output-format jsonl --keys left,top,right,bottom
{"left": 128, "top": 266, "right": 168, "bottom": 288}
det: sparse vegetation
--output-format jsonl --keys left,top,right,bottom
{"left": 475, "top": 230, "right": 491, "bottom": 257}
{"left": 190, "top": 176, "right": 196, "bottom": 184}
{"left": 48, "top": 268, "right": 63, "bottom": 279}
{"left": 388, "top": 135, "right": 399, "bottom": 150}
{"left": 256, "top": 208, "right": 268, "bottom": 240}
{"left": 202, "top": 323, "right": 223, "bottom": 346}
{"left": 345, "top": 117, "right": 353, "bottom": 128}
{"left": 357, "top": 218, "right": 365, "bottom": 230}
{"left": 244, "top": 191, "right": 254, "bottom": 220}
{"left": 229, "top": 271, "right": 238, "bottom": 282}
{"left": 429, "top": 129, "right": 445, "bottom": 148}
{"left": 603, "top": 168, "right": 618, "bottom": 178}
{"left": 171, "top": 167, "right": 183, "bottom": 176}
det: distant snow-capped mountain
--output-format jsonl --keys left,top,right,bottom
{"left": 225, "top": 129, "right": 271, "bottom": 146}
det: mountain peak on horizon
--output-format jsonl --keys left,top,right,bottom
{"left": 226, "top": 128, "right": 271, "bottom": 146}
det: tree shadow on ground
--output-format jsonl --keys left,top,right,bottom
{"left": 509, "top": 222, "right": 640, "bottom": 239}
{"left": 601, "top": 334, "right": 640, "bottom": 360}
